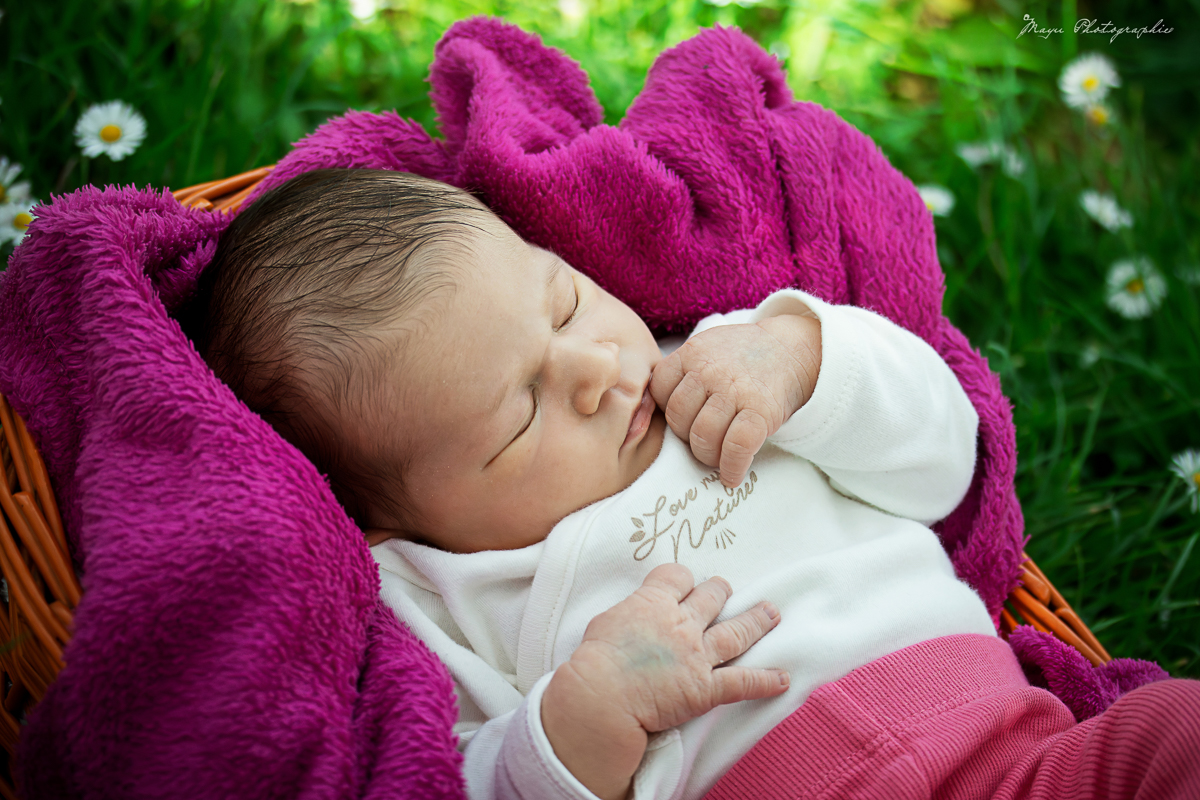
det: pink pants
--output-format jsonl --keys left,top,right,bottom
{"left": 706, "top": 635, "right": 1200, "bottom": 800}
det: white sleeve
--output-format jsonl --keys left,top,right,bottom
{"left": 464, "top": 674, "right": 598, "bottom": 800}
{"left": 464, "top": 673, "right": 683, "bottom": 800}
{"left": 373, "top": 545, "right": 685, "bottom": 800}
{"left": 692, "top": 289, "right": 978, "bottom": 525}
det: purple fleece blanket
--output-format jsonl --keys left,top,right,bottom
{"left": 0, "top": 16, "right": 1164, "bottom": 798}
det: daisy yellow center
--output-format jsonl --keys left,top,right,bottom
{"left": 1082, "top": 75, "right": 1100, "bottom": 91}
{"left": 0, "top": 186, "right": 7, "bottom": 203}
{"left": 1125, "top": 277, "right": 1145, "bottom": 295}
{"left": 100, "top": 124, "right": 123, "bottom": 143}
{"left": 1087, "top": 106, "right": 1110, "bottom": 125}
{"left": 925, "top": 199, "right": 935, "bottom": 210}
{"left": 13, "top": 212, "right": 33, "bottom": 231}
{"left": 1193, "top": 472, "right": 1200, "bottom": 490}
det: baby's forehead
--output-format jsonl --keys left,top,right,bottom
{"left": 373, "top": 222, "right": 564, "bottom": 400}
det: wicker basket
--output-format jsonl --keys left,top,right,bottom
{"left": 0, "top": 394, "right": 81, "bottom": 798}
{"left": 0, "top": 166, "right": 1112, "bottom": 794}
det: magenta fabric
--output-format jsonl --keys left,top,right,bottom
{"left": 1008, "top": 625, "right": 1168, "bottom": 722}
{"left": 705, "top": 635, "right": 1197, "bottom": 800}
{"left": 0, "top": 191, "right": 465, "bottom": 796}
{"left": 0, "top": 16, "right": 1163, "bottom": 798}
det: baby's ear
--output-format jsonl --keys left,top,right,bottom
{"left": 364, "top": 527, "right": 404, "bottom": 547}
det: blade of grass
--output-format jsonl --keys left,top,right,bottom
{"left": 1066, "top": 382, "right": 1107, "bottom": 489}
{"left": 1155, "top": 532, "right": 1198, "bottom": 614}
{"left": 1100, "top": 484, "right": 1179, "bottom": 571}
{"left": 184, "top": 64, "right": 226, "bottom": 187}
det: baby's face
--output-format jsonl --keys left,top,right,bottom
{"left": 371, "top": 214, "right": 666, "bottom": 552}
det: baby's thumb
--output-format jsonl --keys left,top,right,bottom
{"left": 648, "top": 354, "right": 684, "bottom": 409}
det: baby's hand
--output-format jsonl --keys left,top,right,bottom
{"left": 542, "top": 564, "right": 786, "bottom": 800}
{"left": 650, "top": 315, "right": 821, "bottom": 487}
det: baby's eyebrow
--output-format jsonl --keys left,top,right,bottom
{"left": 481, "top": 255, "right": 560, "bottom": 466}
{"left": 544, "top": 253, "right": 563, "bottom": 290}
{"left": 484, "top": 255, "right": 560, "bottom": 419}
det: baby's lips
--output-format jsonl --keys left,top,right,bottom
{"left": 622, "top": 386, "right": 656, "bottom": 449}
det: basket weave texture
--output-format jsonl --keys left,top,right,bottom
{"left": 0, "top": 394, "right": 82, "bottom": 762}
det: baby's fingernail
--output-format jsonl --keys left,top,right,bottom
{"left": 762, "top": 602, "right": 780, "bottom": 620}
{"left": 778, "top": 671, "right": 790, "bottom": 687}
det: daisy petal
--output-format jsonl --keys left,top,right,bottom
{"left": 1060, "top": 53, "right": 1121, "bottom": 109}
{"left": 917, "top": 184, "right": 955, "bottom": 216}
{"left": 0, "top": 200, "right": 39, "bottom": 247}
{"left": 1080, "top": 190, "right": 1133, "bottom": 231}
{"left": 74, "top": 101, "right": 148, "bottom": 162}
{"left": 1105, "top": 256, "right": 1167, "bottom": 319}
{"left": 1168, "top": 449, "right": 1200, "bottom": 513}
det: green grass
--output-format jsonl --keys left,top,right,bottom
{"left": 2, "top": 0, "right": 1199, "bottom": 675}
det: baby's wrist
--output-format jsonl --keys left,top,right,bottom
{"left": 756, "top": 313, "right": 822, "bottom": 412}
{"left": 542, "top": 663, "right": 647, "bottom": 800}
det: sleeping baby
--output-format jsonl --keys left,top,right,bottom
{"left": 192, "top": 167, "right": 1197, "bottom": 800}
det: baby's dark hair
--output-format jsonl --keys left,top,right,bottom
{"left": 185, "top": 168, "right": 490, "bottom": 528}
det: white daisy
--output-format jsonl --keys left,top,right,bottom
{"left": 0, "top": 156, "right": 20, "bottom": 188}
{"left": 917, "top": 184, "right": 955, "bottom": 216}
{"left": 1059, "top": 53, "right": 1120, "bottom": 110}
{"left": 1169, "top": 449, "right": 1200, "bottom": 512}
{"left": 0, "top": 156, "right": 31, "bottom": 206}
{"left": 955, "top": 140, "right": 1026, "bottom": 178}
{"left": 74, "top": 101, "right": 147, "bottom": 161}
{"left": 1080, "top": 190, "right": 1133, "bottom": 232}
{"left": 0, "top": 200, "right": 38, "bottom": 246}
{"left": 1104, "top": 256, "right": 1167, "bottom": 319}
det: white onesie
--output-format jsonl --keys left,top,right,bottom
{"left": 372, "top": 288, "right": 996, "bottom": 800}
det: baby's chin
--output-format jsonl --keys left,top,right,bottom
{"left": 533, "top": 413, "right": 667, "bottom": 540}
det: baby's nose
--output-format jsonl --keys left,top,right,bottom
{"left": 563, "top": 339, "right": 621, "bottom": 416}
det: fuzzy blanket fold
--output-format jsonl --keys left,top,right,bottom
{"left": 0, "top": 16, "right": 1164, "bottom": 798}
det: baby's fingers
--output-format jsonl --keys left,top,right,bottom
{"left": 640, "top": 563, "right": 697, "bottom": 602}
{"left": 649, "top": 354, "right": 686, "bottom": 416}
{"left": 719, "top": 409, "right": 769, "bottom": 488}
{"left": 655, "top": 369, "right": 709, "bottom": 445}
{"left": 705, "top": 602, "right": 781, "bottom": 666}
{"left": 711, "top": 666, "right": 790, "bottom": 706}
{"left": 689, "top": 394, "right": 739, "bottom": 468}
